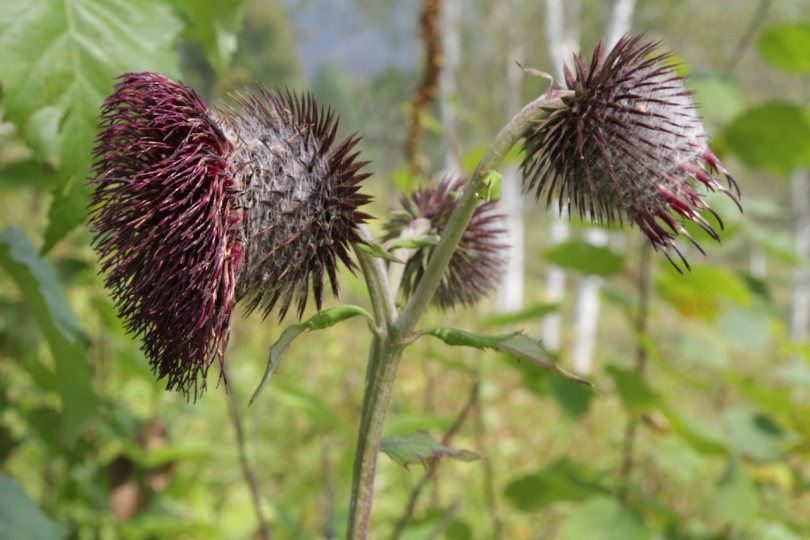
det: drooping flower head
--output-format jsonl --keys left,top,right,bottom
{"left": 383, "top": 177, "right": 508, "bottom": 309}
{"left": 521, "top": 35, "right": 740, "bottom": 269}
{"left": 89, "top": 73, "right": 372, "bottom": 398}
{"left": 219, "top": 88, "right": 372, "bottom": 320}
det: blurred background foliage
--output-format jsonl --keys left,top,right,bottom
{"left": 1, "top": 0, "right": 810, "bottom": 538}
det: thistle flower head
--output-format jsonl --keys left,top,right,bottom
{"left": 219, "top": 88, "right": 372, "bottom": 320}
{"left": 89, "top": 72, "right": 242, "bottom": 398}
{"left": 383, "top": 177, "right": 508, "bottom": 309}
{"left": 521, "top": 35, "right": 740, "bottom": 269}
{"left": 89, "top": 74, "right": 372, "bottom": 398}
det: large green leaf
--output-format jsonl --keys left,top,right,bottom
{"left": 718, "top": 453, "right": 759, "bottom": 529}
{"left": 758, "top": 24, "right": 810, "bottom": 73}
{"left": 544, "top": 239, "right": 626, "bottom": 277}
{"left": 558, "top": 496, "right": 652, "bottom": 540}
{"left": 0, "top": 0, "right": 183, "bottom": 251}
{"left": 380, "top": 430, "right": 480, "bottom": 468}
{"left": 606, "top": 365, "right": 660, "bottom": 413}
{"left": 686, "top": 73, "right": 745, "bottom": 127}
{"left": 722, "top": 406, "right": 796, "bottom": 462}
{"left": 178, "top": 0, "right": 245, "bottom": 76}
{"left": 0, "top": 473, "right": 65, "bottom": 540}
{"left": 0, "top": 227, "right": 98, "bottom": 443}
{"left": 725, "top": 103, "right": 810, "bottom": 176}
{"left": 504, "top": 459, "right": 604, "bottom": 512}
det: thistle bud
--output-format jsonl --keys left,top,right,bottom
{"left": 383, "top": 177, "right": 508, "bottom": 309}
{"left": 521, "top": 35, "right": 740, "bottom": 269}
{"left": 89, "top": 73, "right": 371, "bottom": 398}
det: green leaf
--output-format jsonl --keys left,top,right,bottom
{"left": 178, "top": 0, "right": 245, "bottom": 75}
{"left": 356, "top": 239, "right": 402, "bottom": 263}
{"left": 483, "top": 302, "right": 559, "bottom": 326}
{"left": 558, "top": 496, "right": 652, "bottom": 540}
{"left": 0, "top": 0, "right": 184, "bottom": 250}
{"left": 722, "top": 406, "right": 795, "bottom": 462}
{"left": 758, "top": 24, "right": 810, "bottom": 73}
{"left": 250, "top": 305, "right": 372, "bottom": 404}
{"left": 657, "top": 264, "right": 751, "bottom": 319}
{"left": 718, "top": 453, "right": 759, "bottom": 529}
{"left": 385, "top": 234, "right": 440, "bottom": 250}
{"left": 685, "top": 73, "right": 745, "bottom": 127}
{"left": 504, "top": 459, "right": 604, "bottom": 512}
{"left": 0, "top": 473, "right": 66, "bottom": 540}
{"left": 544, "top": 240, "right": 625, "bottom": 276}
{"left": 659, "top": 408, "right": 728, "bottom": 455}
{"left": 379, "top": 430, "right": 480, "bottom": 468}
{"left": 549, "top": 374, "right": 593, "bottom": 419}
{"left": 0, "top": 227, "right": 98, "bottom": 443}
{"left": 725, "top": 103, "right": 810, "bottom": 176}
{"left": 420, "top": 328, "right": 593, "bottom": 387}
{"left": 476, "top": 170, "right": 502, "bottom": 201}
{"left": 606, "top": 365, "right": 660, "bottom": 413}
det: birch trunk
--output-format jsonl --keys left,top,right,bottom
{"left": 791, "top": 168, "right": 810, "bottom": 347}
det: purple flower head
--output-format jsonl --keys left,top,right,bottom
{"left": 383, "top": 177, "right": 508, "bottom": 309}
{"left": 89, "top": 74, "right": 372, "bottom": 398}
{"left": 521, "top": 35, "right": 740, "bottom": 269}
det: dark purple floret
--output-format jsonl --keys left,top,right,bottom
{"left": 521, "top": 35, "right": 740, "bottom": 269}
{"left": 219, "top": 88, "right": 373, "bottom": 320}
{"left": 88, "top": 72, "right": 243, "bottom": 399}
{"left": 384, "top": 177, "right": 508, "bottom": 309}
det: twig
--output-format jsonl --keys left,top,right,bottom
{"left": 391, "top": 382, "right": 480, "bottom": 539}
{"left": 225, "top": 373, "right": 271, "bottom": 540}
{"left": 723, "top": 0, "right": 771, "bottom": 75}
{"left": 405, "top": 0, "right": 443, "bottom": 177}
{"left": 618, "top": 242, "right": 652, "bottom": 501}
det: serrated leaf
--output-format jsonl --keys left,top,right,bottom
{"left": 0, "top": 0, "right": 184, "bottom": 250}
{"left": 504, "top": 459, "right": 604, "bottom": 512}
{"left": 379, "top": 430, "right": 480, "bottom": 468}
{"left": 725, "top": 103, "right": 810, "bottom": 176}
{"left": 544, "top": 240, "right": 625, "bottom": 277}
{"left": 758, "top": 24, "right": 810, "bottom": 73}
{"left": 0, "top": 227, "right": 97, "bottom": 444}
{"left": 178, "top": 0, "right": 245, "bottom": 75}
{"left": 0, "top": 473, "right": 66, "bottom": 540}
{"left": 558, "top": 496, "right": 652, "bottom": 540}
{"left": 718, "top": 454, "right": 759, "bottom": 529}
{"left": 250, "top": 305, "right": 372, "bottom": 404}
{"left": 421, "top": 328, "right": 593, "bottom": 387}
{"left": 606, "top": 365, "right": 660, "bottom": 413}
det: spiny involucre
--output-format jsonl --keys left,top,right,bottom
{"left": 521, "top": 35, "right": 740, "bottom": 269}
{"left": 88, "top": 73, "right": 371, "bottom": 398}
{"left": 383, "top": 176, "right": 508, "bottom": 309}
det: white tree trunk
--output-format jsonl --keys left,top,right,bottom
{"left": 791, "top": 168, "right": 810, "bottom": 345}
{"left": 440, "top": 0, "right": 462, "bottom": 176}
{"left": 495, "top": 38, "right": 527, "bottom": 313}
{"left": 540, "top": 0, "right": 578, "bottom": 350}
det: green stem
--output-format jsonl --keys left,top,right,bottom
{"left": 346, "top": 90, "right": 569, "bottom": 539}
{"left": 395, "top": 91, "right": 570, "bottom": 342}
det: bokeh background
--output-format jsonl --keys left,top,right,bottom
{"left": 1, "top": 0, "right": 810, "bottom": 538}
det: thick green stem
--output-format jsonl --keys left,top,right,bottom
{"left": 346, "top": 90, "right": 569, "bottom": 539}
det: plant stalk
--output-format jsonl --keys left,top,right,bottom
{"left": 347, "top": 90, "right": 568, "bottom": 539}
